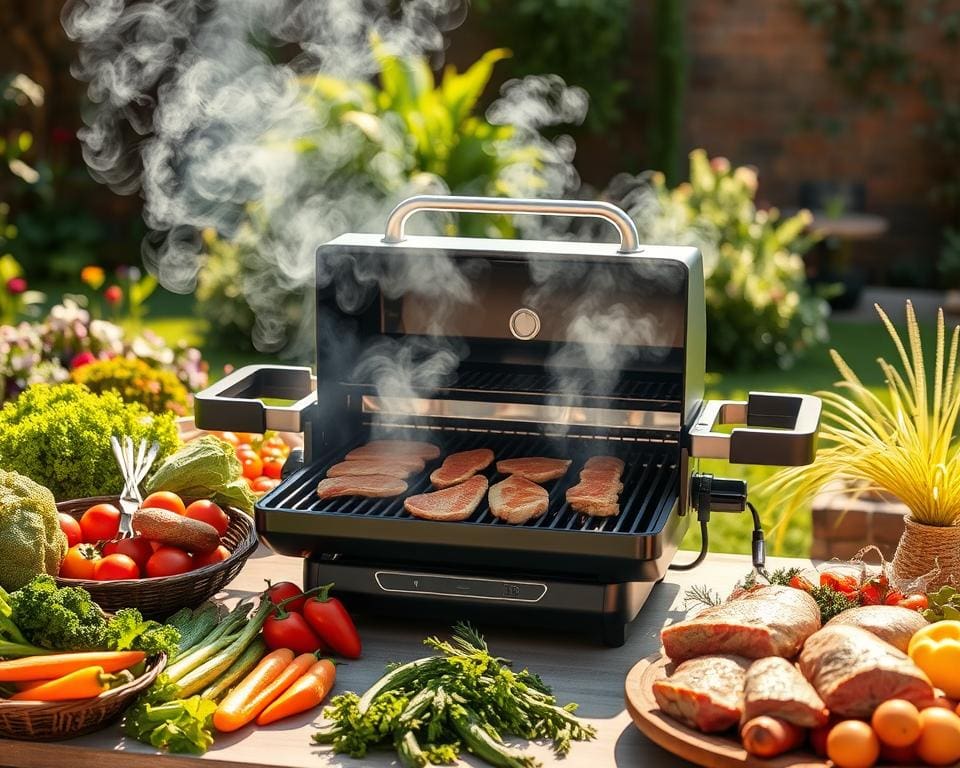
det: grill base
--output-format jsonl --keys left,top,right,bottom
{"left": 305, "top": 558, "right": 660, "bottom": 647}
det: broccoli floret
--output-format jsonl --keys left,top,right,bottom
{"left": 0, "top": 470, "right": 68, "bottom": 591}
{"left": 10, "top": 575, "right": 107, "bottom": 650}
{"left": 103, "top": 608, "right": 180, "bottom": 657}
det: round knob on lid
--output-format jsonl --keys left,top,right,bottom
{"left": 509, "top": 308, "right": 541, "bottom": 340}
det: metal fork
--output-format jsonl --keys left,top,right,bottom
{"left": 111, "top": 437, "right": 160, "bottom": 538}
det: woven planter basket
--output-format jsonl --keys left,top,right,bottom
{"left": 56, "top": 496, "right": 258, "bottom": 618}
{"left": 892, "top": 516, "right": 960, "bottom": 590}
{"left": 0, "top": 653, "right": 165, "bottom": 741}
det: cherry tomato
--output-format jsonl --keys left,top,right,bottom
{"left": 234, "top": 432, "right": 257, "bottom": 444}
{"left": 302, "top": 594, "right": 362, "bottom": 659}
{"left": 79, "top": 503, "right": 121, "bottom": 542}
{"left": 252, "top": 477, "right": 280, "bottom": 493}
{"left": 102, "top": 537, "right": 153, "bottom": 572}
{"left": 265, "top": 580, "right": 306, "bottom": 613}
{"left": 218, "top": 431, "right": 240, "bottom": 446}
{"left": 236, "top": 443, "right": 253, "bottom": 454}
{"left": 58, "top": 513, "right": 83, "bottom": 548}
{"left": 789, "top": 574, "right": 814, "bottom": 592}
{"left": 263, "top": 456, "right": 284, "bottom": 480}
{"left": 94, "top": 553, "right": 140, "bottom": 580}
{"left": 820, "top": 572, "right": 859, "bottom": 597}
{"left": 184, "top": 500, "right": 229, "bottom": 536}
{"left": 240, "top": 453, "right": 264, "bottom": 480}
{"left": 884, "top": 589, "right": 907, "bottom": 606}
{"left": 263, "top": 435, "right": 286, "bottom": 450}
{"left": 193, "top": 545, "right": 230, "bottom": 568}
{"left": 141, "top": 491, "right": 187, "bottom": 516}
{"left": 145, "top": 546, "right": 193, "bottom": 577}
{"left": 262, "top": 610, "right": 322, "bottom": 654}
{"left": 59, "top": 544, "right": 100, "bottom": 579}
{"left": 898, "top": 593, "right": 929, "bottom": 611}
{"left": 860, "top": 582, "right": 883, "bottom": 606}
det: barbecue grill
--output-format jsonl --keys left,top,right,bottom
{"left": 195, "top": 195, "right": 822, "bottom": 645}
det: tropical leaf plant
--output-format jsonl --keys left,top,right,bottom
{"left": 763, "top": 301, "right": 960, "bottom": 544}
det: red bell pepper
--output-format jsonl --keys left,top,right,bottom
{"left": 301, "top": 586, "right": 362, "bottom": 660}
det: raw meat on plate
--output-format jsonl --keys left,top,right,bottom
{"left": 489, "top": 476, "right": 549, "bottom": 524}
{"left": 652, "top": 654, "right": 749, "bottom": 733}
{"left": 405, "top": 476, "right": 489, "bottom": 522}
{"left": 660, "top": 585, "right": 821, "bottom": 663}
{"left": 495, "top": 457, "right": 571, "bottom": 483}
{"left": 743, "top": 656, "right": 828, "bottom": 727}
{"left": 824, "top": 604, "right": 929, "bottom": 653}
{"left": 430, "top": 449, "right": 495, "bottom": 489}
{"left": 317, "top": 474, "right": 407, "bottom": 500}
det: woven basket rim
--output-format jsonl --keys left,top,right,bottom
{"left": 55, "top": 496, "right": 257, "bottom": 588}
{"left": 0, "top": 652, "right": 165, "bottom": 713}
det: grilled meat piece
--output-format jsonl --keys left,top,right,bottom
{"left": 798, "top": 625, "right": 935, "bottom": 717}
{"left": 565, "top": 474, "right": 623, "bottom": 517}
{"left": 743, "top": 657, "right": 829, "bottom": 727}
{"left": 824, "top": 605, "right": 929, "bottom": 653}
{"left": 326, "top": 458, "right": 423, "bottom": 479}
{"left": 652, "top": 655, "right": 750, "bottom": 733}
{"left": 317, "top": 474, "right": 407, "bottom": 500}
{"left": 488, "top": 476, "right": 550, "bottom": 524}
{"left": 661, "top": 585, "right": 821, "bottom": 664}
{"left": 346, "top": 440, "right": 441, "bottom": 461}
{"left": 430, "top": 449, "right": 495, "bottom": 489}
{"left": 583, "top": 455, "right": 625, "bottom": 476}
{"left": 404, "top": 475, "right": 488, "bottom": 522}
{"left": 495, "top": 457, "right": 571, "bottom": 484}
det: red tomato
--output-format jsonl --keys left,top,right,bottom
{"left": 260, "top": 445, "right": 284, "bottom": 459}
{"left": 789, "top": 574, "right": 814, "bottom": 592}
{"left": 262, "top": 456, "right": 284, "bottom": 480}
{"left": 252, "top": 477, "right": 280, "bottom": 493}
{"left": 193, "top": 545, "right": 230, "bottom": 568}
{"left": 218, "top": 431, "right": 240, "bottom": 446}
{"left": 79, "top": 503, "right": 121, "bottom": 542}
{"left": 302, "top": 594, "right": 362, "bottom": 659}
{"left": 94, "top": 553, "right": 140, "bottom": 580}
{"left": 240, "top": 453, "right": 263, "bottom": 480}
{"left": 142, "top": 491, "right": 187, "bottom": 516}
{"left": 263, "top": 435, "right": 286, "bottom": 450}
{"left": 884, "top": 589, "right": 906, "bottom": 606}
{"left": 265, "top": 581, "right": 306, "bottom": 613}
{"left": 58, "top": 513, "right": 83, "bottom": 547}
{"left": 59, "top": 544, "right": 100, "bottom": 579}
{"left": 102, "top": 537, "right": 153, "bottom": 572}
{"left": 184, "top": 500, "right": 229, "bottom": 536}
{"left": 820, "top": 572, "right": 858, "bottom": 596}
{"left": 146, "top": 546, "right": 193, "bottom": 577}
{"left": 262, "top": 611, "right": 322, "bottom": 653}
{"left": 234, "top": 432, "right": 257, "bottom": 444}
{"left": 899, "top": 593, "right": 929, "bottom": 611}
{"left": 860, "top": 582, "right": 883, "bottom": 606}
{"left": 236, "top": 443, "right": 253, "bottom": 454}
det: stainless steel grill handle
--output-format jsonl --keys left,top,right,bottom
{"left": 689, "top": 392, "right": 821, "bottom": 466}
{"left": 194, "top": 365, "right": 317, "bottom": 434}
{"left": 382, "top": 195, "right": 641, "bottom": 254}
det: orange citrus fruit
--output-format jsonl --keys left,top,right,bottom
{"left": 916, "top": 708, "right": 960, "bottom": 766}
{"left": 871, "top": 699, "right": 921, "bottom": 748}
{"left": 827, "top": 720, "right": 880, "bottom": 768}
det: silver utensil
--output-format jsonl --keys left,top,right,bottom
{"left": 112, "top": 437, "right": 160, "bottom": 539}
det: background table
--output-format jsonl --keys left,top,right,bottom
{"left": 1, "top": 548, "right": 811, "bottom": 768}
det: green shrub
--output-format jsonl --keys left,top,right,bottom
{"left": 71, "top": 357, "right": 190, "bottom": 416}
{"left": 0, "top": 384, "right": 180, "bottom": 500}
{"left": 624, "top": 149, "right": 829, "bottom": 369}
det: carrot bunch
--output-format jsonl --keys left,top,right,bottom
{"left": 0, "top": 651, "right": 146, "bottom": 701}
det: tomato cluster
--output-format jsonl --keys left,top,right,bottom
{"left": 57, "top": 492, "right": 232, "bottom": 581}
{"left": 213, "top": 431, "right": 292, "bottom": 495}
{"left": 790, "top": 569, "right": 929, "bottom": 611}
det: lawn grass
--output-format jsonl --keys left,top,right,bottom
{"left": 132, "top": 287, "right": 909, "bottom": 559}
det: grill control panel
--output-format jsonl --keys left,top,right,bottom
{"left": 375, "top": 570, "right": 548, "bottom": 602}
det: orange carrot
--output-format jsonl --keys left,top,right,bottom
{"left": 256, "top": 658, "right": 336, "bottom": 726}
{"left": 741, "top": 716, "right": 806, "bottom": 758}
{"left": 9, "top": 666, "right": 126, "bottom": 701}
{"left": 0, "top": 651, "right": 146, "bottom": 682}
{"left": 214, "top": 649, "right": 319, "bottom": 733}
{"left": 13, "top": 679, "right": 49, "bottom": 692}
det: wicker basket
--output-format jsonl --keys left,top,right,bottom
{"left": 56, "top": 497, "right": 258, "bottom": 618}
{"left": 0, "top": 653, "right": 165, "bottom": 741}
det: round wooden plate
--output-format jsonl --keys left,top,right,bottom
{"left": 624, "top": 653, "right": 827, "bottom": 768}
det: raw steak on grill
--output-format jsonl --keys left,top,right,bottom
{"left": 798, "top": 625, "right": 935, "bottom": 717}
{"left": 565, "top": 474, "right": 623, "bottom": 517}
{"left": 404, "top": 475, "right": 489, "bottom": 522}
{"left": 326, "top": 459, "right": 422, "bottom": 479}
{"left": 660, "top": 585, "right": 821, "bottom": 664}
{"left": 430, "top": 449, "right": 495, "bottom": 489}
{"left": 317, "top": 474, "right": 407, "bottom": 500}
{"left": 346, "top": 440, "right": 441, "bottom": 461}
{"left": 495, "top": 457, "right": 571, "bottom": 484}
{"left": 488, "top": 476, "right": 550, "bottom": 524}
{"left": 652, "top": 654, "right": 749, "bottom": 733}
{"left": 824, "top": 605, "right": 929, "bottom": 653}
{"left": 583, "top": 455, "right": 625, "bottom": 476}
{"left": 743, "top": 656, "right": 829, "bottom": 727}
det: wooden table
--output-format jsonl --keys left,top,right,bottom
{"left": 2, "top": 549, "right": 811, "bottom": 768}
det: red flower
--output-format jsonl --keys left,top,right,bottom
{"left": 70, "top": 351, "right": 97, "bottom": 369}
{"left": 104, "top": 285, "right": 123, "bottom": 305}
{"left": 5, "top": 277, "right": 27, "bottom": 295}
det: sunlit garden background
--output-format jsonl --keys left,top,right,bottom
{"left": 2, "top": 1, "right": 960, "bottom": 557}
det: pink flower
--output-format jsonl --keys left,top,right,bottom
{"left": 104, "top": 285, "right": 123, "bottom": 305}
{"left": 70, "top": 351, "right": 97, "bottom": 369}
{"left": 5, "top": 277, "right": 27, "bottom": 295}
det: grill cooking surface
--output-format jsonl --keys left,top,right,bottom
{"left": 260, "top": 431, "right": 679, "bottom": 536}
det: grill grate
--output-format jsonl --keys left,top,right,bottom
{"left": 260, "top": 430, "right": 679, "bottom": 536}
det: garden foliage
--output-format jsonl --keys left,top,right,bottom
{"left": 71, "top": 356, "right": 190, "bottom": 416}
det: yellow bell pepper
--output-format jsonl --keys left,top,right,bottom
{"left": 908, "top": 620, "right": 960, "bottom": 699}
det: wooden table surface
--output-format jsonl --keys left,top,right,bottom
{"left": 1, "top": 548, "right": 811, "bottom": 768}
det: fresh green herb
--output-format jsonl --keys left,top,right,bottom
{"left": 124, "top": 674, "right": 217, "bottom": 755}
{"left": 165, "top": 603, "right": 222, "bottom": 660}
{"left": 0, "top": 586, "right": 59, "bottom": 658}
{"left": 102, "top": 608, "right": 180, "bottom": 658}
{"left": 314, "top": 623, "right": 595, "bottom": 768}
{"left": 682, "top": 585, "right": 722, "bottom": 610}
{"left": 809, "top": 585, "right": 857, "bottom": 622}
{"left": 9, "top": 575, "right": 106, "bottom": 650}
{"left": 924, "top": 585, "right": 960, "bottom": 622}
